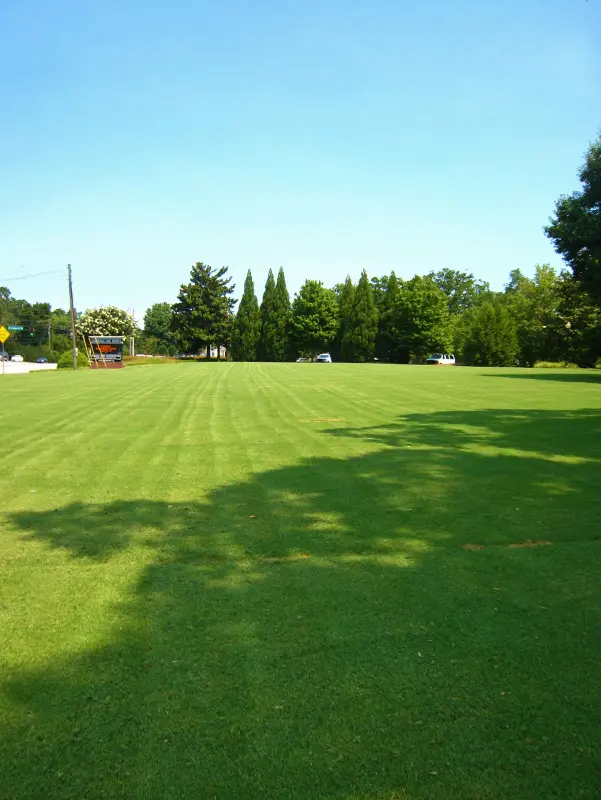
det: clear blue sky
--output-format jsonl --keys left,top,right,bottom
{"left": 1, "top": 0, "right": 599, "bottom": 318}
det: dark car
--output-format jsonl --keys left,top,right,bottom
{"left": 36, "top": 357, "right": 49, "bottom": 364}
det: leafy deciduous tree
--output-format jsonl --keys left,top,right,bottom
{"left": 291, "top": 280, "right": 339, "bottom": 358}
{"left": 429, "top": 268, "right": 490, "bottom": 316}
{"left": 373, "top": 272, "right": 402, "bottom": 362}
{"left": 395, "top": 275, "right": 451, "bottom": 362}
{"left": 78, "top": 306, "right": 134, "bottom": 337}
{"left": 144, "top": 303, "right": 176, "bottom": 346}
{"left": 545, "top": 134, "right": 601, "bottom": 302}
{"left": 504, "top": 265, "right": 561, "bottom": 366}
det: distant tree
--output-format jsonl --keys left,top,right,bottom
{"left": 554, "top": 271, "right": 601, "bottom": 367}
{"left": 373, "top": 272, "right": 402, "bottom": 361}
{"left": 171, "top": 262, "right": 235, "bottom": 357}
{"left": 141, "top": 336, "right": 159, "bottom": 355}
{"left": 144, "top": 302, "right": 175, "bottom": 345}
{"left": 333, "top": 276, "right": 355, "bottom": 361}
{"left": 156, "top": 343, "right": 169, "bottom": 357}
{"left": 545, "top": 134, "right": 601, "bottom": 302}
{"left": 395, "top": 275, "right": 451, "bottom": 362}
{"left": 341, "top": 270, "right": 378, "bottom": 362}
{"left": 231, "top": 270, "right": 261, "bottom": 361}
{"left": 78, "top": 306, "right": 134, "bottom": 337}
{"left": 429, "top": 268, "right": 490, "bottom": 316}
{"left": 504, "top": 265, "right": 561, "bottom": 365}
{"left": 291, "top": 280, "right": 339, "bottom": 358}
{"left": 461, "top": 300, "right": 518, "bottom": 366}
{"left": 258, "top": 269, "right": 277, "bottom": 360}
{"left": 50, "top": 308, "right": 73, "bottom": 341}
{"left": 272, "top": 267, "right": 292, "bottom": 361}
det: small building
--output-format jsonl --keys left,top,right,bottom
{"left": 199, "top": 345, "right": 227, "bottom": 359}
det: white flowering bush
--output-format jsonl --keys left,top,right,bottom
{"left": 78, "top": 306, "right": 134, "bottom": 337}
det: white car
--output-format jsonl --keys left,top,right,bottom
{"left": 10, "top": 354, "right": 24, "bottom": 362}
{"left": 425, "top": 353, "right": 455, "bottom": 365}
{"left": 315, "top": 353, "right": 332, "bottom": 363}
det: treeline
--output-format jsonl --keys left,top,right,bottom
{"left": 140, "top": 261, "right": 600, "bottom": 367}
{"left": 142, "top": 132, "right": 601, "bottom": 366}
{"left": 0, "top": 287, "right": 74, "bottom": 360}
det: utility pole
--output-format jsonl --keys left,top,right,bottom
{"left": 67, "top": 264, "right": 78, "bottom": 370}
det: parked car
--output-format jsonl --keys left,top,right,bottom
{"left": 10, "top": 354, "right": 24, "bottom": 362}
{"left": 425, "top": 353, "right": 455, "bottom": 365}
{"left": 35, "top": 357, "right": 49, "bottom": 363}
{"left": 0, "top": 352, "right": 10, "bottom": 361}
{"left": 315, "top": 353, "right": 332, "bottom": 363}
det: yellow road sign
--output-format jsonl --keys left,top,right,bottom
{"left": 0, "top": 326, "right": 10, "bottom": 344}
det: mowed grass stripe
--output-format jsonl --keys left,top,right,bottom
{"left": 1, "top": 363, "right": 600, "bottom": 800}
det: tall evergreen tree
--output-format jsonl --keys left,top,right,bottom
{"left": 258, "top": 269, "right": 277, "bottom": 360}
{"left": 291, "top": 280, "right": 339, "bottom": 358}
{"left": 333, "top": 276, "right": 355, "bottom": 361}
{"left": 341, "top": 270, "right": 378, "bottom": 362}
{"left": 271, "top": 267, "right": 292, "bottom": 361}
{"left": 171, "top": 262, "right": 235, "bottom": 357}
{"left": 231, "top": 270, "right": 261, "bottom": 361}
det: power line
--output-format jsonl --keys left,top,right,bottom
{"left": 0, "top": 268, "right": 66, "bottom": 283}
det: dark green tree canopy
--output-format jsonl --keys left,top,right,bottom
{"left": 461, "top": 299, "right": 518, "bottom": 367}
{"left": 429, "top": 268, "right": 490, "bottom": 316}
{"left": 395, "top": 275, "right": 451, "bottom": 362}
{"left": 231, "top": 270, "right": 261, "bottom": 361}
{"left": 271, "top": 267, "right": 292, "bottom": 361}
{"left": 373, "top": 272, "right": 402, "bottom": 362}
{"left": 341, "top": 270, "right": 378, "bottom": 362}
{"left": 333, "top": 276, "right": 355, "bottom": 361}
{"left": 171, "top": 262, "right": 235, "bottom": 355}
{"left": 259, "top": 269, "right": 277, "bottom": 361}
{"left": 291, "top": 280, "right": 339, "bottom": 357}
{"left": 503, "top": 265, "right": 561, "bottom": 366}
{"left": 545, "top": 134, "right": 601, "bottom": 302}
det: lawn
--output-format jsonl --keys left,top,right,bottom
{"left": 1, "top": 363, "right": 600, "bottom": 799}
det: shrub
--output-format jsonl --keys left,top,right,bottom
{"left": 534, "top": 361, "right": 567, "bottom": 368}
{"left": 57, "top": 350, "right": 90, "bottom": 369}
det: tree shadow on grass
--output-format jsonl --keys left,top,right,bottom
{"left": 482, "top": 371, "right": 601, "bottom": 384}
{"left": 2, "top": 410, "right": 601, "bottom": 799}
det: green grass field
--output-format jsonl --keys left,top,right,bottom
{"left": 1, "top": 363, "right": 600, "bottom": 799}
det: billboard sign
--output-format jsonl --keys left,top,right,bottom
{"left": 89, "top": 336, "right": 124, "bottom": 367}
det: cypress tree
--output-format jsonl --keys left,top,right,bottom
{"left": 231, "top": 270, "right": 261, "bottom": 361}
{"left": 258, "top": 269, "right": 277, "bottom": 360}
{"left": 341, "top": 270, "right": 378, "bottom": 362}
{"left": 272, "top": 267, "right": 292, "bottom": 361}
{"left": 334, "top": 276, "right": 355, "bottom": 361}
